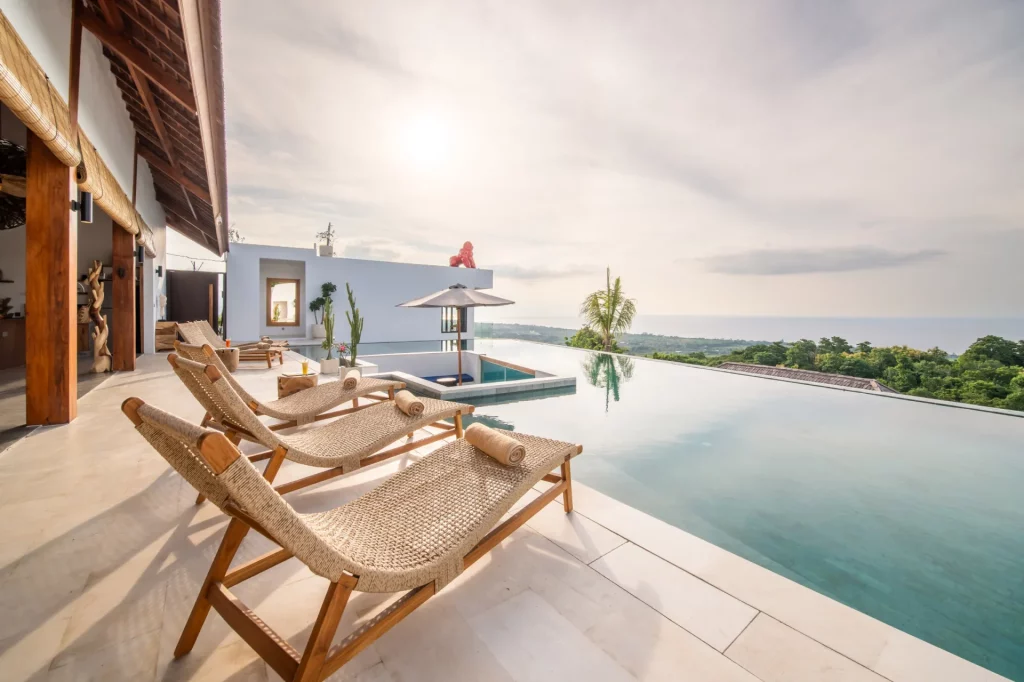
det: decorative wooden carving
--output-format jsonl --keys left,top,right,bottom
{"left": 87, "top": 260, "right": 111, "bottom": 373}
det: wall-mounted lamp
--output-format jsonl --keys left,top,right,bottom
{"left": 70, "top": 190, "right": 93, "bottom": 223}
{"left": 156, "top": 265, "right": 164, "bottom": 277}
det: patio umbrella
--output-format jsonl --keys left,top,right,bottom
{"left": 398, "top": 284, "right": 514, "bottom": 385}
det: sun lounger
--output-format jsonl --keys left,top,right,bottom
{"left": 167, "top": 354, "right": 474, "bottom": 495}
{"left": 174, "top": 341, "right": 404, "bottom": 428}
{"left": 122, "top": 397, "right": 581, "bottom": 682}
{"left": 178, "top": 320, "right": 285, "bottom": 368}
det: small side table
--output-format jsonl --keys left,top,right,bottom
{"left": 215, "top": 347, "right": 240, "bottom": 373}
{"left": 278, "top": 372, "right": 319, "bottom": 399}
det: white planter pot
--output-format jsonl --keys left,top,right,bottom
{"left": 319, "top": 358, "right": 340, "bottom": 374}
{"left": 311, "top": 323, "right": 326, "bottom": 339}
{"left": 316, "top": 244, "right": 334, "bottom": 257}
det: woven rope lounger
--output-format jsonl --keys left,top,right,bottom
{"left": 168, "top": 354, "right": 474, "bottom": 496}
{"left": 178, "top": 321, "right": 285, "bottom": 369}
{"left": 123, "top": 397, "right": 581, "bottom": 682}
{"left": 174, "top": 341, "right": 405, "bottom": 429}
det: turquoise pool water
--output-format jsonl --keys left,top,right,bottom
{"left": 465, "top": 340, "right": 1024, "bottom": 679}
{"left": 480, "top": 358, "right": 533, "bottom": 383}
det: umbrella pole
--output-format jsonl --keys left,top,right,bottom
{"left": 457, "top": 307, "right": 463, "bottom": 385}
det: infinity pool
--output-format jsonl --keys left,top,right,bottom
{"left": 463, "top": 339, "right": 1024, "bottom": 679}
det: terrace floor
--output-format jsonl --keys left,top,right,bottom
{"left": 0, "top": 353, "right": 1007, "bottom": 681}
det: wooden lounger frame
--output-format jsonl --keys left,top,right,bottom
{"left": 235, "top": 346, "right": 284, "bottom": 369}
{"left": 124, "top": 399, "right": 576, "bottom": 682}
{"left": 180, "top": 359, "right": 472, "bottom": 498}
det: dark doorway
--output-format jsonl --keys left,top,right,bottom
{"left": 166, "top": 270, "right": 221, "bottom": 331}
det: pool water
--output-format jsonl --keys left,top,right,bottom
{"left": 480, "top": 358, "right": 533, "bottom": 383}
{"left": 465, "top": 339, "right": 1024, "bottom": 679}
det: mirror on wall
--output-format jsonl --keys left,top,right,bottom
{"left": 266, "top": 278, "right": 300, "bottom": 326}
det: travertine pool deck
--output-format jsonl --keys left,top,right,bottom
{"left": 0, "top": 354, "right": 1008, "bottom": 681}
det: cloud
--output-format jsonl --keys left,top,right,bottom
{"left": 219, "top": 0, "right": 1024, "bottom": 316}
{"left": 492, "top": 264, "right": 595, "bottom": 281}
{"left": 341, "top": 240, "right": 401, "bottom": 261}
{"left": 699, "top": 247, "right": 945, "bottom": 275}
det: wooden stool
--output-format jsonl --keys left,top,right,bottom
{"left": 277, "top": 372, "right": 319, "bottom": 399}
{"left": 215, "top": 347, "right": 240, "bottom": 373}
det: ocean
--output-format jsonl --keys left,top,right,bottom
{"left": 478, "top": 314, "right": 1024, "bottom": 355}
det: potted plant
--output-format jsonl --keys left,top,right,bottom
{"left": 318, "top": 296, "right": 340, "bottom": 374}
{"left": 309, "top": 296, "right": 326, "bottom": 338}
{"left": 315, "top": 222, "right": 335, "bottom": 257}
{"left": 343, "top": 282, "right": 364, "bottom": 368}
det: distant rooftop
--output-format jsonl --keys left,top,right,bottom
{"left": 719, "top": 362, "right": 899, "bottom": 393}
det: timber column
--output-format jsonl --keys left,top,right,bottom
{"left": 111, "top": 224, "right": 136, "bottom": 370}
{"left": 25, "top": 133, "right": 78, "bottom": 424}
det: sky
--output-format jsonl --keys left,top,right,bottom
{"left": 180, "top": 0, "right": 1024, "bottom": 318}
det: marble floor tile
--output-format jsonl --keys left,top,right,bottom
{"left": 591, "top": 543, "right": 758, "bottom": 652}
{"left": 46, "top": 630, "right": 160, "bottom": 682}
{"left": 469, "top": 590, "right": 636, "bottom": 682}
{"left": 725, "top": 614, "right": 887, "bottom": 682}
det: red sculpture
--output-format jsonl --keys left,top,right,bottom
{"left": 449, "top": 241, "right": 476, "bottom": 268}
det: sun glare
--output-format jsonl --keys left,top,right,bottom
{"left": 399, "top": 114, "right": 452, "bottom": 170}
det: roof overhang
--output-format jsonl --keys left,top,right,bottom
{"left": 81, "top": 0, "right": 228, "bottom": 254}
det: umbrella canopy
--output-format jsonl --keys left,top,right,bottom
{"left": 397, "top": 283, "right": 514, "bottom": 309}
{"left": 397, "top": 284, "right": 514, "bottom": 386}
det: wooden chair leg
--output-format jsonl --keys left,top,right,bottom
{"left": 175, "top": 517, "right": 251, "bottom": 657}
{"left": 454, "top": 412, "right": 464, "bottom": 439}
{"left": 266, "top": 352, "right": 273, "bottom": 369}
{"left": 262, "top": 447, "right": 288, "bottom": 484}
{"left": 293, "top": 581, "right": 353, "bottom": 682}
{"left": 560, "top": 460, "right": 573, "bottom": 513}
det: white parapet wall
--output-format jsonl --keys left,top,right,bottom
{"left": 225, "top": 243, "right": 493, "bottom": 344}
{"left": 362, "top": 351, "right": 482, "bottom": 381}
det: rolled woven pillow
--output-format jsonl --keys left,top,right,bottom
{"left": 342, "top": 368, "right": 360, "bottom": 390}
{"left": 395, "top": 390, "right": 424, "bottom": 416}
{"left": 256, "top": 342, "right": 271, "bottom": 350}
{"left": 464, "top": 423, "right": 526, "bottom": 466}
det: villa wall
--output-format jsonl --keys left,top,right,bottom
{"left": 1, "top": 0, "right": 168, "bottom": 353}
{"left": 225, "top": 243, "right": 494, "bottom": 344}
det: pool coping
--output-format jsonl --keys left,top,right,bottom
{"left": 367, "top": 369, "right": 576, "bottom": 399}
{"left": 486, "top": 338, "right": 1024, "bottom": 419}
{"left": 537, "top": 478, "right": 1011, "bottom": 682}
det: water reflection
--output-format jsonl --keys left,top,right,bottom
{"left": 582, "top": 352, "right": 635, "bottom": 412}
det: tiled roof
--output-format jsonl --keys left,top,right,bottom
{"left": 718, "top": 363, "right": 898, "bottom": 393}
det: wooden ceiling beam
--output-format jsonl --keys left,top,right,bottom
{"left": 78, "top": 3, "right": 197, "bottom": 112}
{"left": 137, "top": 144, "right": 211, "bottom": 204}
{"left": 95, "top": 0, "right": 206, "bottom": 228}
{"left": 166, "top": 210, "right": 212, "bottom": 247}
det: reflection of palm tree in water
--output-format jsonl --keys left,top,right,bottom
{"left": 582, "top": 352, "right": 635, "bottom": 412}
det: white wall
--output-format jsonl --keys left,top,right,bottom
{"left": 226, "top": 244, "right": 495, "bottom": 344}
{"left": 361, "top": 351, "right": 482, "bottom": 380}
{"left": 1, "top": 0, "right": 168, "bottom": 351}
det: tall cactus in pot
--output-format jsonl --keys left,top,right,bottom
{"left": 320, "top": 296, "right": 335, "bottom": 359}
{"left": 344, "top": 283, "right": 363, "bottom": 367}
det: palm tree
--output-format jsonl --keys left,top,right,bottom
{"left": 579, "top": 267, "right": 637, "bottom": 352}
